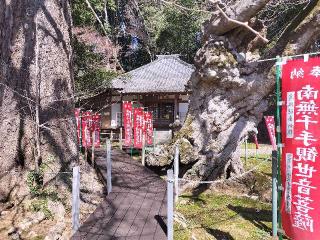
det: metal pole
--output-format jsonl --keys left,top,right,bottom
{"left": 119, "top": 127, "right": 123, "bottom": 150}
{"left": 142, "top": 134, "right": 146, "bottom": 166}
{"left": 91, "top": 131, "right": 95, "bottom": 167}
{"left": 85, "top": 146, "right": 88, "bottom": 162}
{"left": 153, "top": 128, "right": 156, "bottom": 151}
{"left": 272, "top": 150, "right": 278, "bottom": 237}
{"left": 167, "top": 169, "right": 174, "bottom": 240}
{"left": 275, "top": 56, "right": 282, "bottom": 239}
{"left": 72, "top": 166, "right": 80, "bottom": 233}
{"left": 174, "top": 145, "right": 179, "bottom": 203}
{"left": 245, "top": 136, "right": 248, "bottom": 168}
{"left": 79, "top": 113, "right": 82, "bottom": 152}
{"left": 106, "top": 139, "right": 112, "bottom": 194}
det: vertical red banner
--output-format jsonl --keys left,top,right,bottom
{"left": 134, "top": 107, "right": 144, "bottom": 149}
{"left": 123, "top": 101, "right": 133, "bottom": 146}
{"left": 264, "top": 116, "right": 277, "bottom": 151}
{"left": 92, "top": 114, "right": 101, "bottom": 148}
{"left": 82, "top": 111, "right": 92, "bottom": 148}
{"left": 281, "top": 57, "right": 320, "bottom": 239}
{"left": 144, "top": 111, "right": 153, "bottom": 145}
{"left": 81, "top": 113, "right": 87, "bottom": 147}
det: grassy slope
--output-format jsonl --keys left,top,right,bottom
{"left": 175, "top": 154, "right": 275, "bottom": 240}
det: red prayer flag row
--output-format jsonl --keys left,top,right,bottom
{"left": 280, "top": 56, "right": 320, "bottom": 239}
{"left": 122, "top": 101, "right": 153, "bottom": 148}
{"left": 74, "top": 109, "right": 101, "bottom": 148}
{"left": 264, "top": 116, "right": 277, "bottom": 151}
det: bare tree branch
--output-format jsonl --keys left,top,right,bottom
{"left": 0, "top": 82, "right": 35, "bottom": 103}
{"left": 85, "top": 0, "right": 108, "bottom": 36}
{"left": 215, "top": 5, "right": 269, "bottom": 43}
{"left": 204, "top": 0, "right": 271, "bottom": 37}
{"left": 160, "top": 0, "right": 211, "bottom": 13}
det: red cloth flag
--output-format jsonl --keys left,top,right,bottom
{"left": 82, "top": 111, "right": 92, "bottom": 148}
{"left": 134, "top": 107, "right": 144, "bottom": 149}
{"left": 144, "top": 111, "right": 153, "bottom": 145}
{"left": 123, "top": 101, "right": 133, "bottom": 146}
{"left": 281, "top": 57, "right": 320, "bottom": 239}
{"left": 264, "top": 116, "right": 277, "bottom": 151}
{"left": 92, "top": 114, "right": 101, "bottom": 148}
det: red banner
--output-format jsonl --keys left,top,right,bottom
{"left": 82, "top": 111, "right": 92, "bottom": 148}
{"left": 281, "top": 57, "right": 320, "bottom": 239}
{"left": 134, "top": 107, "right": 144, "bottom": 149}
{"left": 123, "top": 101, "right": 133, "bottom": 146}
{"left": 92, "top": 114, "right": 101, "bottom": 148}
{"left": 264, "top": 116, "right": 276, "bottom": 151}
{"left": 144, "top": 111, "right": 153, "bottom": 145}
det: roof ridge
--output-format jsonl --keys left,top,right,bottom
{"left": 109, "top": 55, "right": 195, "bottom": 93}
{"left": 116, "top": 55, "right": 194, "bottom": 79}
{"left": 171, "top": 57, "right": 195, "bottom": 70}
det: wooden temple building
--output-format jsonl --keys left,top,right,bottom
{"left": 81, "top": 55, "right": 194, "bottom": 142}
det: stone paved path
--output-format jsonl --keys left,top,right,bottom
{"left": 72, "top": 149, "right": 167, "bottom": 240}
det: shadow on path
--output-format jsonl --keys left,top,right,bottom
{"left": 72, "top": 149, "right": 167, "bottom": 240}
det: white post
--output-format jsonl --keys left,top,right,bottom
{"left": 174, "top": 145, "right": 179, "bottom": 203}
{"left": 142, "top": 134, "right": 146, "bottom": 166}
{"left": 91, "top": 131, "right": 95, "bottom": 167}
{"left": 119, "top": 127, "right": 123, "bottom": 150}
{"left": 110, "top": 130, "right": 114, "bottom": 141}
{"left": 245, "top": 136, "right": 248, "bottom": 168}
{"left": 72, "top": 166, "right": 80, "bottom": 233}
{"left": 106, "top": 139, "right": 112, "bottom": 194}
{"left": 167, "top": 169, "right": 174, "bottom": 240}
{"left": 153, "top": 128, "right": 156, "bottom": 151}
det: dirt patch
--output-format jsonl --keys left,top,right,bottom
{"left": 210, "top": 170, "right": 272, "bottom": 203}
{"left": 0, "top": 159, "right": 105, "bottom": 240}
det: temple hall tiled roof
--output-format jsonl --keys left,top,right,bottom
{"left": 111, "top": 55, "right": 195, "bottom": 93}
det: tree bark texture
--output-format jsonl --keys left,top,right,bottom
{"left": 146, "top": 0, "right": 320, "bottom": 192}
{"left": 0, "top": 0, "right": 77, "bottom": 201}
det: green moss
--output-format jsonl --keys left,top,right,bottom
{"left": 29, "top": 199, "right": 53, "bottom": 220}
{"left": 174, "top": 153, "right": 275, "bottom": 239}
{"left": 175, "top": 193, "right": 273, "bottom": 240}
{"left": 179, "top": 140, "right": 193, "bottom": 157}
{"left": 174, "top": 114, "right": 194, "bottom": 141}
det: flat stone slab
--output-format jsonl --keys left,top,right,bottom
{"left": 72, "top": 149, "right": 167, "bottom": 240}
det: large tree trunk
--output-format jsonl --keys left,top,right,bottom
{"left": 146, "top": 0, "right": 320, "bottom": 191}
{"left": 0, "top": 0, "right": 77, "bottom": 201}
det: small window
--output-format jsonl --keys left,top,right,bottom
{"left": 159, "top": 103, "right": 174, "bottom": 122}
